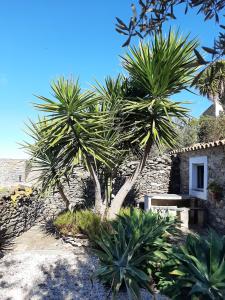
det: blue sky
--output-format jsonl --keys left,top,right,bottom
{"left": 0, "top": 0, "right": 218, "bottom": 158}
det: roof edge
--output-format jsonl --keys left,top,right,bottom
{"left": 170, "top": 139, "right": 225, "bottom": 154}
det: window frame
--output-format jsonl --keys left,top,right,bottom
{"left": 189, "top": 156, "right": 208, "bottom": 200}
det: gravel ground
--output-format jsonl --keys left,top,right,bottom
{"left": 0, "top": 226, "right": 168, "bottom": 300}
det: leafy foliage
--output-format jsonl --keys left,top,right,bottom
{"left": 175, "top": 118, "right": 199, "bottom": 148}
{"left": 91, "top": 75, "right": 129, "bottom": 205}
{"left": 198, "top": 115, "right": 225, "bottom": 142}
{"left": 34, "top": 78, "right": 117, "bottom": 170}
{"left": 159, "top": 230, "right": 225, "bottom": 299}
{"left": 22, "top": 119, "right": 70, "bottom": 208}
{"left": 27, "top": 31, "right": 198, "bottom": 216}
{"left": 173, "top": 115, "right": 225, "bottom": 148}
{"left": 115, "top": 207, "right": 180, "bottom": 240}
{"left": 116, "top": 0, "right": 225, "bottom": 60}
{"left": 93, "top": 208, "right": 177, "bottom": 299}
{"left": 193, "top": 60, "right": 225, "bottom": 105}
{"left": 121, "top": 32, "right": 197, "bottom": 149}
{"left": 208, "top": 181, "right": 223, "bottom": 193}
{"left": 10, "top": 186, "right": 33, "bottom": 206}
{"left": 53, "top": 209, "right": 102, "bottom": 239}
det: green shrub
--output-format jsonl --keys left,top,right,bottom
{"left": 53, "top": 210, "right": 102, "bottom": 239}
{"left": 93, "top": 208, "right": 177, "bottom": 299}
{"left": 199, "top": 115, "right": 225, "bottom": 143}
{"left": 159, "top": 229, "right": 225, "bottom": 299}
{"left": 208, "top": 181, "right": 223, "bottom": 193}
{"left": 174, "top": 115, "right": 225, "bottom": 149}
{"left": 116, "top": 207, "right": 180, "bottom": 239}
{"left": 175, "top": 118, "right": 199, "bottom": 148}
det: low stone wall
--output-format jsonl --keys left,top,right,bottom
{"left": 0, "top": 191, "right": 69, "bottom": 238}
{"left": 0, "top": 154, "right": 180, "bottom": 238}
{"left": 0, "top": 193, "right": 42, "bottom": 238}
{"left": 204, "top": 194, "right": 225, "bottom": 233}
{"left": 48, "top": 154, "right": 180, "bottom": 207}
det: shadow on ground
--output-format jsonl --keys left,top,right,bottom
{"left": 40, "top": 217, "right": 59, "bottom": 237}
{"left": 26, "top": 256, "right": 105, "bottom": 300}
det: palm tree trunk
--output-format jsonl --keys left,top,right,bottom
{"left": 69, "top": 120, "right": 105, "bottom": 215}
{"left": 107, "top": 139, "right": 152, "bottom": 219}
{"left": 86, "top": 158, "right": 105, "bottom": 215}
{"left": 57, "top": 182, "right": 70, "bottom": 210}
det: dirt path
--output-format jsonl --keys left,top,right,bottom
{"left": 0, "top": 225, "right": 106, "bottom": 300}
{"left": 0, "top": 225, "right": 166, "bottom": 300}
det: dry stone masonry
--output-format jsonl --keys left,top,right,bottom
{"left": 0, "top": 155, "right": 179, "bottom": 238}
{"left": 0, "top": 192, "right": 42, "bottom": 238}
{"left": 176, "top": 144, "right": 225, "bottom": 232}
{"left": 2, "top": 148, "right": 225, "bottom": 235}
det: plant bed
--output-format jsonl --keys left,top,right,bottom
{"left": 208, "top": 181, "right": 223, "bottom": 202}
{"left": 48, "top": 208, "right": 225, "bottom": 299}
{"left": 53, "top": 210, "right": 102, "bottom": 238}
{"left": 47, "top": 209, "right": 107, "bottom": 249}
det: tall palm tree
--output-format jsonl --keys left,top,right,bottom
{"left": 193, "top": 60, "right": 225, "bottom": 116}
{"left": 107, "top": 32, "right": 199, "bottom": 218}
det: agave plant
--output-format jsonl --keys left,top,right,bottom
{"left": 93, "top": 209, "right": 176, "bottom": 299}
{"left": 117, "top": 207, "right": 180, "bottom": 240}
{"left": 159, "top": 229, "right": 225, "bottom": 299}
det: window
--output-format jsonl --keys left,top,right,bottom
{"left": 189, "top": 156, "right": 208, "bottom": 200}
{"left": 197, "top": 165, "right": 204, "bottom": 189}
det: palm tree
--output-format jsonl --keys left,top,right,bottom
{"left": 193, "top": 60, "right": 225, "bottom": 116}
{"left": 92, "top": 75, "right": 128, "bottom": 209}
{"left": 107, "top": 32, "right": 199, "bottom": 218}
{"left": 29, "top": 31, "right": 199, "bottom": 218}
{"left": 23, "top": 119, "right": 70, "bottom": 209}
{"left": 33, "top": 78, "right": 118, "bottom": 214}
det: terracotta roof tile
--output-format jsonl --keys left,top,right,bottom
{"left": 170, "top": 139, "right": 225, "bottom": 154}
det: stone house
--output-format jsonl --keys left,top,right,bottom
{"left": 171, "top": 139, "right": 225, "bottom": 231}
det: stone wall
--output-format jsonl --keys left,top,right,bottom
{"left": 48, "top": 154, "right": 179, "bottom": 208}
{"left": 177, "top": 145, "right": 225, "bottom": 232}
{"left": 0, "top": 190, "right": 68, "bottom": 239}
{"left": 119, "top": 155, "right": 180, "bottom": 203}
{"left": 0, "top": 159, "right": 28, "bottom": 187}
{"left": 2, "top": 148, "right": 225, "bottom": 235}
{"left": 0, "top": 154, "right": 179, "bottom": 238}
{"left": 0, "top": 192, "right": 42, "bottom": 238}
